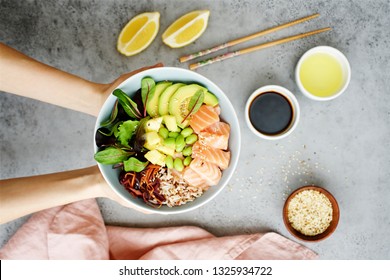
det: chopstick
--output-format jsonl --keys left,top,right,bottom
{"left": 189, "top": 27, "right": 331, "bottom": 70}
{"left": 180, "top": 13, "right": 320, "bottom": 63}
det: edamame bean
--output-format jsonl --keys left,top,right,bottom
{"left": 185, "top": 134, "right": 198, "bottom": 145}
{"left": 173, "top": 158, "right": 184, "bottom": 171}
{"left": 168, "top": 131, "right": 179, "bottom": 138}
{"left": 158, "top": 127, "right": 169, "bottom": 139}
{"left": 175, "top": 135, "right": 186, "bottom": 152}
{"left": 176, "top": 143, "right": 186, "bottom": 152}
{"left": 164, "top": 138, "right": 176, "bottom": 149}
{"left": 181, "top": 127, "right": 193, "bottom": 138}
{"left": 165, "top": 156, "right": 174, "bottom": 169}
{"left": 182, "top": 146, "right": 192, "bottom": 157}
{"left": 183, "top": 156, "right": 192, "bottom": 166}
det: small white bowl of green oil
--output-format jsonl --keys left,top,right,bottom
{"left": 295, "top": 46, "right": 351, "bottom": 101}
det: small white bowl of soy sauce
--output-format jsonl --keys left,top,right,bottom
{"left": 245, "top": 85, "right": 300, "bottom": 140}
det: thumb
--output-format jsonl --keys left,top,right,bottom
{"left": 116, "top": 63, "right": 164, "bottom": 85}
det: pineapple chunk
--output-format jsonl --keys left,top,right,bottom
{"left": 163, "top": 115, "right": 179, "bottom": 132}
{"left": 145, "top": 117, "right": 163, "bottom": 132}
{"left": 156, "top": 145, "right": 175, "bottom": 156}
{"left": 145, "top": 150, "right": 166, "bottom": 166}
{"left": 143, "top": 131, "right": 162, "bottom": 150}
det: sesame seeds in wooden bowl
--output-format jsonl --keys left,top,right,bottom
{"left": 283, "top": 185, "right": 340, "bottom": 242}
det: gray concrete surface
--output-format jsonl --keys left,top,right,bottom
{"left": 1, "top": 0, "right": 389, "bottom": 259}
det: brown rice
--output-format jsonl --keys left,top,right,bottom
{"left": 155, "top": 167, "right": 204, "bottom": 207}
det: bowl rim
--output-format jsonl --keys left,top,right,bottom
{"left": 295, "top": 45, "right": 351, "bottom": 101}
{"left": 283, "top": 185, "right": 340, "bottom": 242}
{"left": 244, "top": 85, "right": 300, "bottom": 140}
{"left": 94, "top": 66, "right": 241, "bottom": 214}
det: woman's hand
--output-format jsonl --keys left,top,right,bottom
{"left": 0, "top": 43, "right": 161, "bottom": 222}
{"left": 93, "top": 167, "right": 153, "bottom": 214}
{"left": 96, "top": 63, "right": 164, "bottom": 116}
{"left": 0, "top": 165, "right": 151, "bottom": 224}
{"left": 0, "top": 42, "right": 162, "bottom": 117}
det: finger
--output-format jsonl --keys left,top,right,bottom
{"left": 113, "top": 63, "right": 164, "bottom": 87}
{"left": 151, "top": 62, "right": 164, "bottom": 68}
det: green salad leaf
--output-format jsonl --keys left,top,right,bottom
{"left": 117, "top": 120, "right": 139, "bottom": 147}
{"left": 188, "top": 89, "right": 205, "bottom": 112}
{"left": 182, "top": 89, "right": 204, "bottom": 123}
{"left": 98, "top": 121, "right": 122, "bottom": 137}
{"left": 94, "top": 146, "right": 134, "bottom": 165}
{"left": 100, "top": 100, "right": 119, "bottom": 127}
{"left": 123, "top": 157, "right": 148, "bottom": 172}
{"left": 133, "top": 117, "right": 149, "bottom": 152}
{"left": 113, "top": 89, "right": 142, "bottom": 119}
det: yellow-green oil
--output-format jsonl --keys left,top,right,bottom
{"left": 299, "top": 53, "right": 344, "bottom": 97}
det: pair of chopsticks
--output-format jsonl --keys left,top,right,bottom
{"left": 180, "top": 13, "right": 331, "bottom": 70}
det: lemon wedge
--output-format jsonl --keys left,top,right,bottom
{"left": 162, "top": 10, "right": 210, "bottom": 48}
{"left": 117, "top": 12, "right": 160, "bottom": 56}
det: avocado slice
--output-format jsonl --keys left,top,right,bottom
{"left": 146, "top": 81, "right": 172, "bottom": 117}
{"left": 204, "top": 91, "right": 219, "bottom": 106}
{"left": 168, "top": 84, "right": 206, "bottom": 128}
{"left": 158, "top": 83, "right": 185, "bottom": 116}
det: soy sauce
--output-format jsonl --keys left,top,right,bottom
{"left": 249, "top": 91, "right": 293, "bottom": 135}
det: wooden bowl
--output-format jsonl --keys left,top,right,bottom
{"left": 283, "top": 185, "right": 340, "bottom": 242}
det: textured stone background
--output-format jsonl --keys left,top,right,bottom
{"left": 1, "top": 0, "right": 389, "bottom": 259}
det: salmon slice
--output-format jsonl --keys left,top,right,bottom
{"left": 200, "top": 122, "right": 230, "bottom": 150}
{"left": 182, "top": 167, "right": 207, "bottom": 187}
{"left": 189, "top": 158, "right": 222, "bottom": 186}
{"left": 189, "top": 105, "right": 219, "bottom": 134}
{"left": 192, "top": 142, "right": 231, "bottom": 170}
{"left": 210, "top": 105, "right": 221, "bottom": 115}
{"left": 204, "top": 121, "right": 230, "bottom": 135}
{"left": 199, "top": 132, "right": 229, "bottom": 150}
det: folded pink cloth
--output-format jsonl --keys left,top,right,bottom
{"left": 0, "top": 199, "right": 317, "bottom": 260}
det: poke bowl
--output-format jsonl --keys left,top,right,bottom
{"left": 94, "top": 67, "right": 240, "bottom": 214}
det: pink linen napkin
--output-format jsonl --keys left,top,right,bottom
{"left": 0, "top": 199, "right": 317, "bottom": 260}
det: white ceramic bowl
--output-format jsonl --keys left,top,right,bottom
{"left": 94, "top": 67, "right": 241, "bottom": 214}
{"left": 295, "top": 46, "right": 351, "bottom": 101}
{"left": 245, "top": 85, "right": 300, "bottom": 140}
